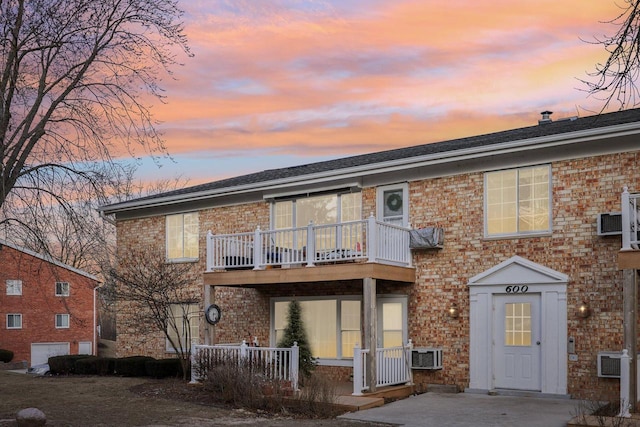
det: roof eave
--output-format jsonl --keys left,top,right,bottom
{"left": 99, "top": 121, "right": 640, "bottom": 215}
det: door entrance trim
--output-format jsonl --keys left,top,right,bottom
{"left": 467, "top": 256, "right": 568, "bottom": 395}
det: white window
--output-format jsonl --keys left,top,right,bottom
{"left": 273, "top": 193, "right": 362, "bottom": 229}
{"left": 7, "top": 314, "right": 22, "bottom": 329}
{"left": 273, "top": 297, "right": 361, "bottom": 361}
{"left": 485, "top": 165, "right": 551, "bottom": 237}
{"left": 55, "top": 282, "right": 70, "bottom": 296}
{"left": 166, "top": 212, "right": 199, "bottom": 260}
{"left": 166, "top": 304, "right": 199, "bottom": 352}
{"left": 55, "top": 314, "right": 70, "bottom": 328}
{"left": 377, "top": 183, "right": 409, "bottom": 226}
{"left": 272, "top": 192, "right": 362, "bottom": 251}
{"left": 6, "top": 279, "right": 22, "bottom": 295}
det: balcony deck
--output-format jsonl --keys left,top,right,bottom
{"left": 203, "top": 261, "right": 416, "bottom": 286}
{"left": 205, "top": 215, "right": 420, "bottom": 285}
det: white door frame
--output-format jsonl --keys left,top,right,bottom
{"left": 468, "top": 256, "right": 568, "bottom": 395}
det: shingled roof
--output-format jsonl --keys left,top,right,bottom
{"left": 102, "top": 108, "right": 640, "bottom": 209}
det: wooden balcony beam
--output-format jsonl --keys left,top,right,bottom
{"left": 203, "top": 262, "right": 415, "bottom": 286}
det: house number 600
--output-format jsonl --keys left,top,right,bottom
{"left": 505, "top": 285, "right": 528, "bottom": 294}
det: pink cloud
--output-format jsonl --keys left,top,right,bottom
{"left": 139, "top": 0, "right": 622, "bottom": 179}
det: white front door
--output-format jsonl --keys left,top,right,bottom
{"left": 494, "top": 294, "right": 541, "bottom": 391}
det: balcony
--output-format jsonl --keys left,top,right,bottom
{"left": 204, "top": 215, "right": 416, "bottom": 286}
{"left": 619, "top": 187, "right": 640, "bottom": 270}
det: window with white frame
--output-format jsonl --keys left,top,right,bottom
{"left": 6, "top": 279, "right": 22, "bottom": 295}
{"left": 55, "top": 282, "right": 70, "bottom": 296}
{"left": 7, "top": 314, "right": 22, "bottom": 329}
{"left": 55, "top": 314, "right": 70, "bottom": 328}
{"left": 166, "top": 304, "right": 199, "bottom": 352}
{"left": 485, "top": 165, "right": 551, "bottom": 237}
{"left": 377, "top": 183, "right": 409, "bottom": 226}
{"left": 273, "top": 296, "right": 407, "bottom": 363}
{"left": 273, "top": 192, "right": 362, "bottom": 251}
{"left": 274, "top": 298, "right": 359, "bottom": 360}
{"left": 166, "top": 212, "right": 199, "bottom": 260}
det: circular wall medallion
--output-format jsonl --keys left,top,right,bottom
{"left": 205, "top": 304, "right": 221, "bottom": 325}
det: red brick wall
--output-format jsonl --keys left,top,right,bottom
{"left": 405, "top": 151, "right": 638, "bottom": 399}
{"left": 0, "top": 245, "right": 98, "bottom": 365}
{"left": 115, "top": 150, "right": 639, "bottom": 400}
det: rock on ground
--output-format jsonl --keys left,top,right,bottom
{"left": 16, "top": 408, "right": 46, "bottom": 427}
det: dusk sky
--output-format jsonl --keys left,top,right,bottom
{"left": 138, "top": 0, "right": 622, "bottom": 186}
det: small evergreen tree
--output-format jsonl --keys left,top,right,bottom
{"left": 277, "top": 300, "right": 316, "bottom": 379}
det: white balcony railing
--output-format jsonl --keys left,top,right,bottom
{"left": 621, "top": 187, "right": 640, "bottom": 251}
{"left": 190, "top": 340, "right": 299, "bottom": 392}
{"left": 206, "top": 214, "right": 412, "bottom": 271}
{"left": 352, "top": 341, "right": 413, "bottom": 396}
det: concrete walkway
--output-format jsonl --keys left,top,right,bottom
{"left": 339, "top": 392, "right": 580, "bottom": 427}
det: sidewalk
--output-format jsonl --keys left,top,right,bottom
{"left": 339, "top": 392, "right": 579, "bottom": 427}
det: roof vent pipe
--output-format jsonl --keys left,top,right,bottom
{"left": 539, "top": 110, "right": 553, "bottom": 125}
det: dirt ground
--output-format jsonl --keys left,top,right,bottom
{"left": 0, "top": 371, "right": 389, "bottom": 426}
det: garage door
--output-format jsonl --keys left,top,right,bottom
{"left": 31, "top": 343, "right": 70, "bottom": 366}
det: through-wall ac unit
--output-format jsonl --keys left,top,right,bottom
{"left": 597, "top": 212, "right": 622, "bottom": 236}
{"left": 411, "top": 348, "right": 443, "bottom": 370}
{"left": 597, "top": 351, "right": 623, "bottom": 378}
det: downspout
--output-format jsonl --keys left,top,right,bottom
{"left": 93, "top": 285, "right": 101, "bottom": 356}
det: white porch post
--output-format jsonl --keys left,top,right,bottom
{"left": 253, "top": 227, "right": 263, "bottom": 270}
{"left": 622, "top": 188, "right": 631, "bottom": 251}
{"left": 363, "top": 277, "right": 377, "bottom": 392}
{"left": 352, "top": 343, "right": 363, "bottom": 396}
{"left": 367, "top": 214, "right": 377, "bottom": 263}
{"left": 291, "top": 342, "right": 300, "bottom": 391}
{"left": 306, "top": 221, "right": 315, "bottom": 267}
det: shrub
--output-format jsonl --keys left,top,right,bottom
{"left": 115, "top": 356, "right": 155, "bottom": 377}
{"left": 145, "top": 358, "right": 182, "bottom": 379}
{"left": 0, "top": 349, "right": 14, "bottom": 363}
{"left": 75, "top": 356, "right": 99, "bottom": 375}
{"left": 95, "top": 357, "right": 117, "bottom": 376}
{"left": 293, "top": 372, "right": 340, "bottom": 417}
{"left": 203, "top": 357, "right": 270, "bottom": 408}
{"left": 48, "top": 355, "right": 91, "bottom": 375}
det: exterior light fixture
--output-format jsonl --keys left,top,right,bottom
{"left": 577, "top": 301, "right": 591, "bottom": 319}
{"left": 448, "top": 304, "right": 459, "bottom": 319}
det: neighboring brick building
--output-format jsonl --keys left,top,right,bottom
{"left": 0, "top": 239, "right": 99, "bottom": 367}
{"left": 101, "top": 108, "right": 640, "bottom": 401}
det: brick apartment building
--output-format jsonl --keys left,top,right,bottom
{"left": 100, "top": 108, "right": 640, "bottom": 401}
{"left": 0, "top": 239, "right": 100, "bottom": 367}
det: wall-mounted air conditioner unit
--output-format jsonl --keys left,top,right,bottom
{"left": 411, "top": 348, "right": 443, "bottom": 370}
{"left": 597, "top": 212, "right": 622, "bottom": 236}
{"left": 597, "top": 351, "right": 623, "bottom": 378}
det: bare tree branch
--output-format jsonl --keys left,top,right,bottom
{"left": 0, "top": 0, "right": 191, "bottom": 211}
{"left": 109, "top": 245, "right": 200, "bottom": 380}
{"left": 580, "top": 0, "right": 640, "bottom": 110}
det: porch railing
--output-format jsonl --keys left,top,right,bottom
{"left": 352, "top": 341, "right": 413, "bottom": 396}
{"left": 190, "top": 340, "right": 299, "bottom": 392}
{"left": 621, "top": 187, "right": 640, "bottom": 251}
{"left": 206, "top": 214, "right": 412, "bottom": 271}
